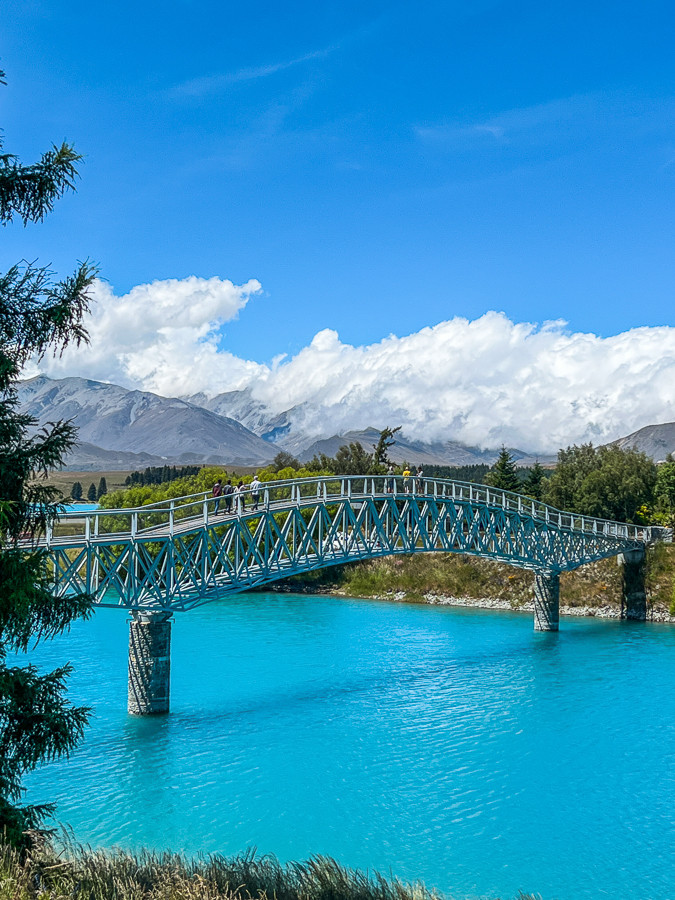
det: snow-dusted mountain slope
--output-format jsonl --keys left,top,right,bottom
{"left": 17, "top": 376, "right": 276, "bottom": 466}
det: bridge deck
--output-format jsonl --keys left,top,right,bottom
{"left": 35, "top": 475, "right": 658, "bottom": 613}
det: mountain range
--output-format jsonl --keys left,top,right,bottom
{"left": 16, "top": 375, "right": 675, "bottom": 471}
{"left": 16, "top": 376, "right": 276, "bottom": 469}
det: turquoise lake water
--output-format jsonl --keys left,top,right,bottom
{"left": 21, "top": 594, "right": 675, "bottom": 900}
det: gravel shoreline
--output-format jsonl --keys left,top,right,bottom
{"left": 381, "top": 590, "right": 675, "bottom": 623}
{"left": 268, "top": 582, "right": 675, "bottom": 623}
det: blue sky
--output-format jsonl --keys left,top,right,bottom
{"left": 4, "top": 2, "right": 675, "bottom": 449}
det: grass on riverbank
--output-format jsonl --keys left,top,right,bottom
{"left": 278, "top": 544, "right": 675, "bottom": 615}
{"left": 0, "top": 842, "right": 539, "bottom": 900}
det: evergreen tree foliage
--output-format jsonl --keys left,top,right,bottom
{"left": 124, "top": 465, "right": 200, "bottom": 487}
{"left": 272, "top": 451, "right": 300, "bottom": 472}
{"left": 86, "top": 482, "right": 97, "bottom": 502}
{"left": 333, "top": 441, "right": 374, "bottom": 475}
{"left": 70, "top": 481, "right": 83, "bottom": 501}
{"left": 372, "top": 426, "right": 401, "bottom": 468}
{"left": 544, "top": 443, "right": 657, "bottom": 523}
{"left": 655, "top": 454, "right": 675, "bottom": 526}
{"left": 420, "top": 464, "right": 491, "bottom": 483}
{"left": 0, "top": 69, "right": 94, "bottom": 848}
{"left": 522, "top": 460, "right": 546, "bottom": 500}
{"left": 306, "top": 428, "right": 402, "bottom": 476}
{"left": 485, "top": 447, "right": 521, "bottom": 492}
{"left": 96, "top": 477, "right": 107, "bottom": 499}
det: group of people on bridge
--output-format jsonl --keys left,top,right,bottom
{"left": 212, "top": 475, "right": 263, "bottom": 514}
{"left": 387, "top": 465, "right": 424, "bottom": 493}
{"left": 212, "top": 468, "right": 428, "bottom": 516}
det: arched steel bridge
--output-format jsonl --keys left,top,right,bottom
{"left": 46, "top": 474, "right": 652, "bottom": 614}
{"left": 42, "top": 474, "right": 660, "bottom": 714}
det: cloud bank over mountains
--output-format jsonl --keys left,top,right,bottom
{"left": 27, "top": 276, "right": 675, "bottom": 454}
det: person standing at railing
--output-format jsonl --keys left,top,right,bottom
{"left": 403, "top": 466, "right": 411, "bottom": 493}
{"left": 212, "top": 479, "right": 223, "bottom": 515}
{"left": 387, "top": 464, "right": 395, "bottom": 493}
{"left": 236, "top": 480, "right": 247, "bottom": 512}
{"left": 250, "top": 475, "right": 262, "bottom": 510}
{"left": 224, "top": 479, "right": 234, "bottom": 514}
{"left": 414, "top": 466, "right": 423, "bottom": 492}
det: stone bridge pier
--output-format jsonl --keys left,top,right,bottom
{"left": 619, "top": 548, "right": 647, "bottom": 621}
{"left": 533, "top": 570, "right": 560, "bottom": 632}
{"left": 128, "top": 611, "right": 173, "bottom": 715}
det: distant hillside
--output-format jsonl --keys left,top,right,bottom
{"left": 59, "top": 442, "right": 176, "bottom": 472}
{"left": 186, "top": 396, "right": 553, "bottom": 467}
{"left": 296, "top": 428, "right": 549, "bottom": 467}
{"left": 17, "top": 376, "right": 276, "bottom": 467}
{"left": 613, "top": 421, "right": 675, "bottom": 461}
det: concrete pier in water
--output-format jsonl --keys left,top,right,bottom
{"left": 534, "top": 571, "right": 560, "bottom": 632}
{"left": 619, "top": 548, "right": 647, "bottom": 621}
{"left": 128, "top": 612, "right": 173, "bottom": 715}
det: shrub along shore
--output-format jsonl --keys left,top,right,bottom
{"left": 0, "top": 841, "right": 539, "bottom": 900}
{"left": 270, "top": 544, "right": 675, "bottom": 622}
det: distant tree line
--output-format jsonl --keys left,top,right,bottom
{"left": 125, "top": 465, "right": 202, "bottom": 487}
{"left": 420, "top": 464, "right": 491, "bottom": 483}
{"left": 269, "top": 428, "right": 403, "bottom": 477}
{"left": 71, "top": 477, "right": 108, "bottom": 501}
{"left": 101, "top": 428, "right": 675, "bottom": 529}
{"left": 266, "top": 434, "right": 671, "bottom": 526}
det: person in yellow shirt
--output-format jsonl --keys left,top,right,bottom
{"left": 403, "top": 466, "right": 411, "bottom": 493}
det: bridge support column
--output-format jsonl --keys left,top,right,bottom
{"left": 618, "top": 548, "right": 647, "bottom": 621}
{"left": 533, "top": 571, "right": 560, "bottom": 632}
{"left": 128, "top": 611, "right": 173, "bottom": 715}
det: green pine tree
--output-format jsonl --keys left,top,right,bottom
{"left": 86, "top": 482, "right": 97, "bottom": 502}
{"left": 523, "top": 460, "right": 546, "bottom": 500}
{"left": 0, "top": 68, "right": 95, "bottom": 848}
{"left": 372, "top": 426, "right": 401, "bottom": 469}
{"left": 486, "top": 447, "right": 521, "bottom": 493}
{"left": 70, "top": 481, "right": 83, "bottom": 501}
{"left": 96, "top": 476, "right": 107, "bottom": 499}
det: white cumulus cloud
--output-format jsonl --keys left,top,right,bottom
{"left": 28, "top": 275, "right": 675, "bottom": 453}
{"left": 30, "top": 275, "right": 265, "bottom": 396}
{"left": 239, "top": 315, "right": 675, "bottom": 452}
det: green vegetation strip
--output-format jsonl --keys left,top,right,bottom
{"left": 0, "top": 841, "right": 538, "bottom": 900}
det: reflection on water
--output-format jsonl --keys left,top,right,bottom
{"left": 21, "top": 595, "right": 675, "bottom": 900}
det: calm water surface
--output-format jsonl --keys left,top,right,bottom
{"left": 22, "top": 594, "right": 675, "bottom": 900}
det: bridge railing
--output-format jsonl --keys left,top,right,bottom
{"left": 44, "top": 474, "right": 649, "bottom": 546}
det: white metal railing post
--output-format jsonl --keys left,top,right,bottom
{"left": 94, "top": 512, "right": 99, "bottom": 537}
{"left": 203, "top": 497, "right": 208, "bottom": 525}
{"left": 45, "top": 521, "right": 52, "bottom": 548}
{"left": 169, "top": 501, "right": 174, "bottom": 537}
{"left": 131, "top": 512, "right": 138, "bottom": 538}
{"left": 265, "top": 488, "right": 270, "bottom": 509}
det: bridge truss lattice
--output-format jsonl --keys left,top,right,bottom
{"left": 42, "top": 475, "right": 651, "bottom": 614}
